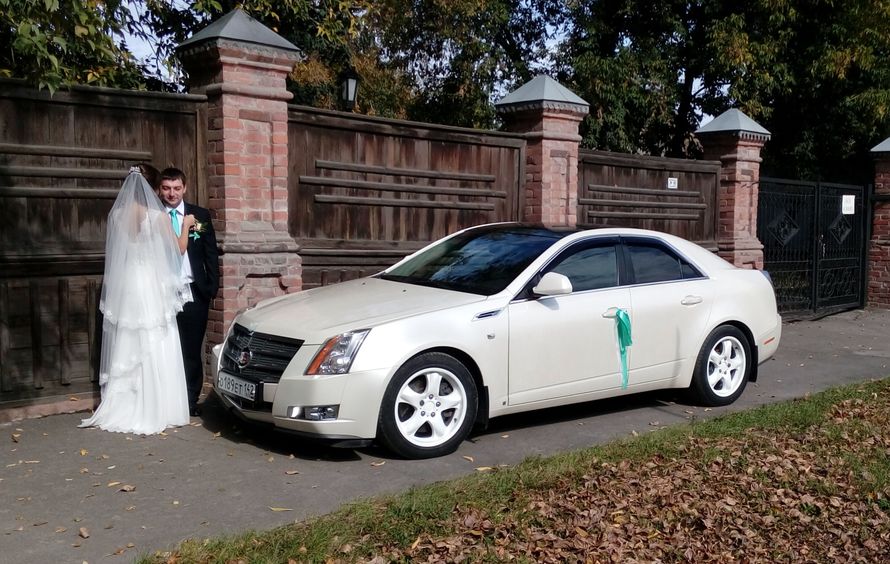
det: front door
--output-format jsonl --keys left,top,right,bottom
{"left": 508, "top": 240, "right": 630, "bottom": 404}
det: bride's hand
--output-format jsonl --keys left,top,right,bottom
{"left": 182, "top": 214, "right": 197, "bottom": 232}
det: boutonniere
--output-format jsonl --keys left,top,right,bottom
{"left": 190, "top": 221, "right": 207, "bottom": 240}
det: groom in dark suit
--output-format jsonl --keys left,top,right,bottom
{"left": 158, "top": 167, "right": 220, "bottom": 416}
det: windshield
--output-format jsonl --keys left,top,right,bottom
{"left": 380, "top": 225, "right": 571, "bottom": 295}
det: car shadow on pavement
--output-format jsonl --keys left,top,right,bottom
{"left": 471, "top": 389, "right": 693, "bottom": 440}
{"left": 194, "top": 392, "right": 366, "bottom": 462}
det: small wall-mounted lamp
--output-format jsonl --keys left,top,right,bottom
{"left": 339, "top": 68, "right": 360, "bottom": 111}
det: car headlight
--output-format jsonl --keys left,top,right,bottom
{"left": 305, "top": 329, "right": 370, "bottom": 375}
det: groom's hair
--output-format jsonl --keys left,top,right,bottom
{"left": 160, "top": 167, "right": 187, "bottom": 186}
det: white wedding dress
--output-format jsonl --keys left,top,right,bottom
{"left": 81, "top": 172, "right": 191, "bottom": 435}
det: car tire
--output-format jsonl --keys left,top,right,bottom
{"left": 689, "top": 325, "right": 752, "bottom": 407}
{"left": 377, "top": 352, "right": 478, "bottom": 459}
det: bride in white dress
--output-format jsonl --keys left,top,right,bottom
{"left": 80, "top": 168, "right": 196, "bottom": 434}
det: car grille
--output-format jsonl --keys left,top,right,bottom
{"left": 221, "top": 324, "right": 303, "bottom": 384}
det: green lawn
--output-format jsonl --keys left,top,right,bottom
{"left": 142, "top": 379, "right": 890, "bottom": 563}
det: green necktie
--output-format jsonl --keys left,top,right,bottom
{"left": 169, "top": 209, "right": 180, "bottom": 236}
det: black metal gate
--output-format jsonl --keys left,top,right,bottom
{"left": 757, "top": 177, "right": 870, "bottom": 318}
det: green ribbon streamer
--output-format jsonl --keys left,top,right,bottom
{"left": 615, "top": 308, "right": 633, "bottom": 389}
{"left": 189, "top": 231, "right": 201, "bottom": 240}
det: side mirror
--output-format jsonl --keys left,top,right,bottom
{"left": 532, "top": 272, "right": 573, "bottom": 297}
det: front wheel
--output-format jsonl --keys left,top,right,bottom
{"left": 377, "top": 352, "right": 478, "bottom": 459}
{"left": 689, "top": 325, "right": 752, "bottom": 407}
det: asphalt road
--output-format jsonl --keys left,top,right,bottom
{"left": 2, "top": 308, "right": 889, "bottom": 563}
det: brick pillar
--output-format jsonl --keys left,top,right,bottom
{"left": 868, "top": 143, "right": 890, "bottom": 308}
{"left": 177, "top": 10, "right": 303, "bottom": 353}
{"left": 495, "top": 76, "right": 588, "bottom": 227}
{"left": 697, "top": 109, "right": 771, "bottom": 269}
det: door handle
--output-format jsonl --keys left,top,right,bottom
{"left": 681, "top": 295, "right": 703, "bottom": 306}
{"left": 602, "top": 307, "right": 619, "bottom": 318}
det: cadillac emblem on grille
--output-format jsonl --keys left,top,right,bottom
{"left": 237, "top": 350, "right": 253, "bottom": 369}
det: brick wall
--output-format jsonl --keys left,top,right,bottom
{"left": 868, "top": 156, "right": 890, "bottom": 307}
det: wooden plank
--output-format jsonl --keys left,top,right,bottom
{"left": 59, "top": 279, "right": 71, "bottom": 385}
{"left": 314, "top": 194, "right": 496, "bottom": 211}
{"left": 300, "top": 175, "right": 506, "bottom": 198}
{"left": 288, "top": 105, "right": 526, "bottom": 148}
{"left": 0, "top": 186, "right": 118, "bottom": 198}
{"left": 579, "top": 198, "right": 707, "bottom": 210}
{"left": 87, "top": 279, "right": 98, "bottom": 382}
{"left": 585, "top": 184, "right": 702, "bottom": 198}
{"left": 587, "top": 210, "right": 700, "bottom": 220}
{"left": 29, "top": 281, "right": 43, "bottom": 389}
{"left": 0, "top": 165, "right": 129, "bottom": 179}
{"left": 579, "top": 149, "right": 721, "bottom": 173}
{"left": 0, "top": 143, "right": 150, "bottom": 160}
{"left": 0, "top": 282, "right": 9, "bottom": 393}
{"left": 315, "top": 159, "right": 496, "bottom": 182}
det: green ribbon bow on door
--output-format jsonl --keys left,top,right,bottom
{"left": 615, "top": 308, "right": 633, "bottom": 389}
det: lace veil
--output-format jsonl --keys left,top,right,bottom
{"left": 98, "top": 170, "right": 192, "bottom": 382}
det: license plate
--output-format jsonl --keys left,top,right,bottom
{"left": 217, "top": 372, "right": 257, "bottom": 401}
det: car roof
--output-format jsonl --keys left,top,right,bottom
{"left": 468, "top": 222, "right": 735, "bottom": 272}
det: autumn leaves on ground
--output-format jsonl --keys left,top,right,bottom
{"left": 151, "top": 381, "right": 890, "bottom": 563}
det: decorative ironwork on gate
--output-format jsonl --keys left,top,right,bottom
{"left": 757, "top": 177, "right": 870, "bottom": 318}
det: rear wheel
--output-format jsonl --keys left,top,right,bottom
{"left": 377, "top": 352, "right": 477, "bottom": 459}
{"left": 690, "top": 325, "right": 752, "bottom": 406}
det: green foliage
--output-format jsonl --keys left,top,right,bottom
{"left": 0, "top": 0, "right": 144, "bottom": 92}
{"left": 5, "top": 0, "right": 890, "bottom": 181}
{"left": 562, "top": 0, "right": 890, "bottom": 180}
{"left": 369, "top": 0, "right": 566, "bottom": 128}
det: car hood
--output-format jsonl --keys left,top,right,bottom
{"left": 235, "top": 277, "right": 487, "bottom": 343}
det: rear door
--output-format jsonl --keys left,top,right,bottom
{"left": 622, "top": 237, "right": 714, "bottom": 385}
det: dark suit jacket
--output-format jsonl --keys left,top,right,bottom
{"left": 184, "top": 203, "right": 220, "bottom": 303}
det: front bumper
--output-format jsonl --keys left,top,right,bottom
{"left": 211, "top": 344, "right": 389, "bottom": 440}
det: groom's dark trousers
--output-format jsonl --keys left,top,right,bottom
{"left": 177, "top": 202, "right": 219, "bottom": 412}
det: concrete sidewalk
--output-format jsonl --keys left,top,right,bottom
{"left": 2, "top": 308, "right": 890, "bottom": 563}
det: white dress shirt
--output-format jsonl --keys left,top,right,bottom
{"left": 167, "top": 202, "right": 194, "bottom": 284}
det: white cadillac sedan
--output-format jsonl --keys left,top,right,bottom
{"left": 212, "top": 223, "right": 781, "bottom": 459}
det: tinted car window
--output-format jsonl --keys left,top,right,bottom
{"left": 381, "top": 226, "right": 571, "bottom": 295}
{"left": 549, "top": 245, "right": 618, "bottom": 291}
{"left": 627, "top": 243, "right": 700, "bottom": 284}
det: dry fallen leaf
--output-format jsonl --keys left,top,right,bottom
{"left": 269, "top": 507, "right": 293, "bottom": 512}
{"left": 78, "top": 527, "right": 89, "bottom": 539}
{"left": 475, "top": 466, "right": 495, "bottom": 472}
{"left": 284, "top": 470, "right": 300, "bottom": 475}
{"left": 119, "top": 485, "right": 136, "bottom": 492}
{"left": 55, "top": 527, "right": 67, "bottom": 533}
{"left": 462, "top": 455, "right": 475, "bottom": 462}
{"left": 370, "top": 460, "right": 386, "bottom": 467}
{"left": 11, "top": 433, "right": 20, "bottom": 443}
{"left": 107, "top": 481, "right": 121, "bottom": 488}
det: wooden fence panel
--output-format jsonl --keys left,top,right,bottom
{"left": 0, "top": 80, "right": 207, "bottom": 411}
{"left": 578, "top": 149, "right": 721, "bottom": 250}
{"left": 289, "top": 107, "right": 526, "bottom": 288}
